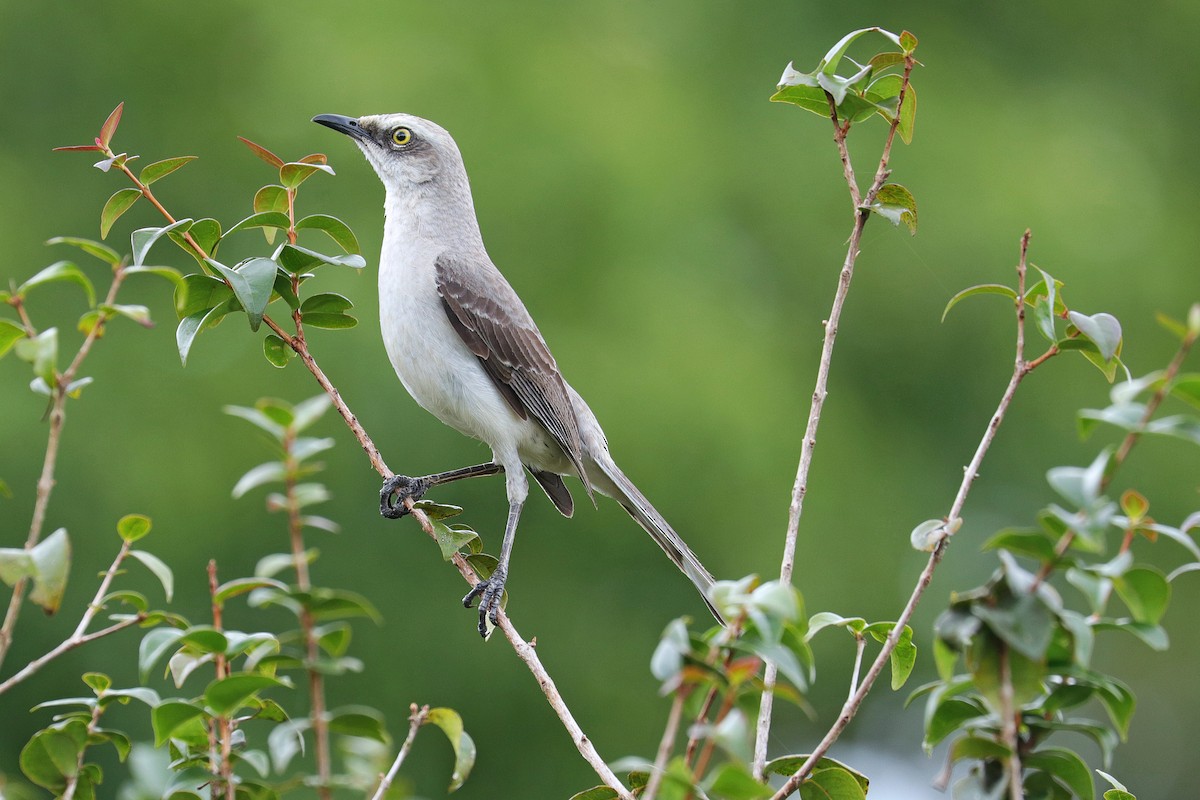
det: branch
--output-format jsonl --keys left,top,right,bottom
{"left": 752, "top": 54, "right": 915, "bottom": 778}
{"left": 0, "top": 529, "right": 139, "bottom": 695}
{"left": 0, "top": 267, "right": 128, "bottom": 670}
{"left": 771, "top": 230, "right": 1049, "bottom": 798}
{"left": 371, "top": 704, "right": 429, "bottom": 800}
{"left": 998, "top": 644, "right": 1023, "bottom": 800}
{"left": 643, "top": 690, "right": 687, "bottom": 800}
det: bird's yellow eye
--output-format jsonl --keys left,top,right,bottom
{"left": 391, "top": 127, "right": 413, "bottom": 146}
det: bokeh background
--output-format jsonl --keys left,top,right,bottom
{"left": 2, "top": 2, "right": 1198, "bottom": 798}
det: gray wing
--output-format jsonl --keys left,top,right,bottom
{"left": 435, "top": 253, "right": 594, "bottom": 500}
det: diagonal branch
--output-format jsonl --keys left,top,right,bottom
{"left": 752, "top": 54, "right": 916, "bottom": 778}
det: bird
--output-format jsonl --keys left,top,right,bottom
{"left": 312, "top": 113, "right": 723, "bottom": 636}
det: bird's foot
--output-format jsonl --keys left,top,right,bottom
{"left": 379, "top": 474, "right": 431, "bottom": 519}
{"left": 462, "top": 567, "right": 507, "bottom": 638}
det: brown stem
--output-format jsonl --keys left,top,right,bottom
{"left": 371, "top": 704, "right": 428, "bottom": 800}
{"left": 643, "top": 690, "right": 687, "bottom": 800}
{"left": 771, "top": 231, "right": 1046, "bottom": 799}
{"left": 283, "top": 427, "right": 332, "bottom": 800}
{"left": 208, "top": 561, "right": 235, "bottom": 800}
{"left": 752, "top": 54, "right": 916, "bottom": 778}
{"left": 61, "top": 702, "right": 105, "bottom": 800}
{"left": 998, "top": 644, "right": 1023, "bottom": 800}
{"left": 693, "top": 686, "right": 738, "bottom": 780}
{"left": 0, "top": 266, "right": 127, "bottom": 671}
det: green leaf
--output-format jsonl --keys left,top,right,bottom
{"left": 1113, "top": 566, "right": 1169, "bottom": 624}
{"left": 204, "top": 673, "right": 288, "bottom": 716}
{"left": 894, "top": 81, "right": 916, "bottom": 144}
{"left": 433, "top": 520, "right": 480, "bottom": 561}
{"left": 280, "top": 161, "right": 334, "bottom": 188}
{"left": 806, "top": 612, "right": 867, "bottom": 640}
{"left": 863, "top": 623, "right": 916, "bottom": 689}
{"left": 949, "top": 735, "right": 1011, "bottom": 764}
{"left": 131, "top": 219, "right": 192, "bottom": 267}
{"left": 291, "top": 394, "right": 333, "bottom": 431}
{"left": 130, "top": 549, "right": 174, "bottom": 601}
{"left": 14, "top": 327, "right": 58, "bottom": 386}
{"left": 274, "top": 242, "right": 365, "bottom": 271}
{"left": 0, "top": 319, "right": 26, "bottom": 360}
{"left": 151, "top": 700, "right": 207, "bottom": 746}
{"left": 799, "top": 766, "right": 868, "bottom": 800}
{"left": 139, "top": 628, "right": 185, "bottom": 682}
{"left": 19, "top": 261, "right": 97, "bottom": 307}
{"left": 568, "top": 789, "right": 620, "bottom": 800}
{"left": 28, "top": 528, "right": 71, "bottom": 613}
{"left": 225, "top": 211, "right": 292, "bottom": 237}
{"left": 983, "top": 528, "right": 1058, "bottom": 562}
{"left": 1069, "top": 311, "right": 1122, "bottom": 362}
{"left": 175, "top": 273, "right": 233, "bottom": 318}
{"left": 224, "top": 404, "right": 287, "bottom": 438}
{"left": 328, "top": 706, "right": 388, "bottom": 742}
{"left": 300, "top": 292, "right": 354, "bottom": 314}
{"left": 0, "top": 548, "right": 34, "bottom": 586}
{"left": 84, "top": 671, "right": 113, "bottom": 695}
{"left": 101, "top": 303, "right": 153, "bottom": 327}
{"left": 909, "top": 518, "right": 946, "bottom": 552}
{"left": 20, "top": 728, "right": 81, "bottom": 790}
{"left": 925, "top": 696, "right": 987, "bottom": 750}
{"left": 100, "top": 188, "right": 142, "bottom": 239}
{"left": 262, "top": 334, "right": 293, "bottom": 368}
{"left": 46, "top": 236, "right": 122, "bottom": 266}
{"left": 177, "top": 625, "right": 230, "bottom": 654}
{"left": 1025, "top": 748, "right": 1095, "bottom": 800}
{"left": 705, "top": 762, "right": 774, "bottom": 799}
{"left": 871, "top": 183, "right": 917, "bottom": 234}
{"left": 139, "top": 156, "right": 197, "bottom": 186}
{"left": 206, "top": 257, "right": 277, "bottom": 331}
{"left": 267, "top": 718, "right": 310, "bottom": 773}
{"left": 942, "top": 284, "right": 1017, "bottom": 322}
{"left": 117, "top": 514, "right": 152, "bottom": 543}
{"left": 253, "top": 185, "right": 290, "bottom": 222}
{"left": 295, "top": 214, "right": 361, "bottom": 254}
{"left": 232, "top": 461, "right": 287, "bottom": 498}
{"left": 425, "top": 707, "right": 476, "bottom": 792}
{"left": 301, "top": 312, "right": 358, "bottom": 330}
{"left": 1032, "top": 268, "right": 1060, "bottom": 342}
{"left": 176, "top": 303, "right": 231, "bottom": 366}
{"left": 238, "top": 137, "right": 285, "bottom": 168}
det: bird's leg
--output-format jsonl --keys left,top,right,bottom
{"left": 379, "top": 462, "right": 503, "bottom": 519}
{"left": 463, "top": 498, "right": 522, "bottom": 637}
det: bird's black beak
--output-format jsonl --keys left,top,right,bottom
{"left": 312, "top": 114, "right": 370, "bottom": 142}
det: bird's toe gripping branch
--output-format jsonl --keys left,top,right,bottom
{"left": 462, "top": 567, "right": 507, "bottom": 638}
{"left": 379, "top": 474, "right": 432, "bottom": 519}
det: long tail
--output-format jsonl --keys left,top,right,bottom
{"left": 593, "top": 456, "right": 726, "bottom": 625}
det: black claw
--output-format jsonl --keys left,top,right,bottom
{"left": 379, "top": 474, "right": 429, "bottom": 519}
{"left": 461, "top": 569, "right": 506, "bottom": 638}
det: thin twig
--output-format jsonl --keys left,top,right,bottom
{"left": 208, "top": 561, "right": 236, "bottom": 800}
{"left": 998, "top": 644, "right": 1023, "bottom": 800}
{"left": 752, "top": 54, "right": 916, "bottom": 778}
{"left": 0, "top": 617, "right": 144, "bottom": 696}
{"left": 846, "top": 634, "right": 866, "bottom": 702}
{"left": 0, "top": 267, "right": 127, "bottom": 670}
{"left": 644, "top": 690, "right": 687, "bottom": 800}
{"left": 283, "top": 426, "right": 332, "bottom": 800}
{"left": 61, "top": 702, "right": 105, "bottom": 800}
{"left": 372, "top": 704, "right": 429, "bottom": 800}
{"left": 770, "top": 231, "right": 1047, "bottom": 799}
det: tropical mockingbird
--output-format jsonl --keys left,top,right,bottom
{"left": 313, "top": 113, "right": 723, "bottom": 635}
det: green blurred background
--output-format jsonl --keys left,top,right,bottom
{"left": 1, "top": 2, "right": 1198, "bottom": 797}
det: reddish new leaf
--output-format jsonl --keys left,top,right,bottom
{"left": 238, "top": 136, "right": 285, "bottom": 168}
{"left": 99, "top": 102, "right": 124, "bottom": 147}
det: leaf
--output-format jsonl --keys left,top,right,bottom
{"left": 1113, "top": 566, "right": 1170, "bottom": 624}
{"left": 98, "top": 102, "right": 124, "bottom": 147}
{"left": 45, "top": 236, "right": 122, "bottom": 266}
{"left": 20, "top": 728, "right": 81, "bottom": 790}
{"left": 263, "top": 334, "right": 293, "bottom": 368}
{"left": 291, "top": 394, "right": 333, "bottom": 431}
{"left": 924, "top": 696, "right": 987, "bottom": 750}
{"left": 238, "top": 136, "right": 285, "bottom": 168}
{"left": 175, "top": 303, "right": 231, "bottom": 366}
{"left": 1069, "top": 311, "right": 1122, "bottom": 362}
{"left": 895, "top": 81, "right": 917, "bottom": 144}
{"left": 117, "top": 514, "right": 152, "bottom": 543}
{"left": 327, "top": 706, "right": 388, "bottom": 742}
{"left": 253, "top": 184, "right": 290, "bottom": 214}
{"left": 1024, "top": 748, "right": 1095, "bottom": 800}
{"left": 139, "top": 156, "right": 197, "bottom": 186}
{"left": 301, "top": 312, "right": 358, "bottom": 330}
{"left": 300, "top": 292, "right": 354, "bottom": 314}
{"left": 130, "top": 549, "right": 174, "bottom": 601}
{"left": 131, "top": 219, "right": 192, "bottom": 267}
{"left": 151, "top": 700, "right": 207, "bottom": 746}
{"left": 175, "top": 273, "right": 232, "bottom": 318}
{"left": 942, "top": 284, "right": 1017, "bottom": 322}
{"left": 206, "top": 257, "right": 278, "bottom": 331}
{"left": 425, "top": 707, "right": 477, "bottom": 792}
{"left": 15, "top": 327, "right": 58, "bottom": 386}
{"left": 19, "top": 261, "right": 97, "bottom": 308}
{"left": 139, "top": 628, "right": 184, "bottom": 682}
{"left": 274, "top": 242, "right": 366, "bottom": 271}
{"left": 100, "top": 188, "right": 142, "bottom": 239}
{"left": 433, "top": 520, "right": 480, "bottom": 561}
{"left": 910, "top": 518, "right": 946, "bottom": 552}
{"left": 29, "top": 528, "right": 71, "bottom": 613}
{"left": 870, "top": 183, "right": 917, "bottom": 234}
{"left": 295, "top": 214, "right": 361, "bottom": 254}
{"left": 224, "top": 404, "right": 287, "bottom": 439}
{"left": 280, "top": 161, "right": 335, "bottom": 188}
{"left": 267, "top": 718, "right": 310, "bottom": 772}
{"left": 705, "top": 762, "right": 774, "bottom": 799}
{"left": 232, "top": 462, "right": 287, "bottom": 498}
{"left": 0, "top": 319, "right": 26, "bottom": 361}
{"left": 204, "top": 673, "right": 288, "bottom": 716}
{"left": 101, "top": 303, "right": 153, "bottom": 327}
{"left": 799, "top": 766, "right": 868, "bottom": 800}
{"left": 225, "top": 211, "right": 292, "bottom": 237}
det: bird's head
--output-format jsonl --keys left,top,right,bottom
{"left": 312, "top": 112, "right": 461, "bottom": 187}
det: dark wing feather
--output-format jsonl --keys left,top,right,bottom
{"left": 436, "top": 254, "right": 594, "bottom": 499}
